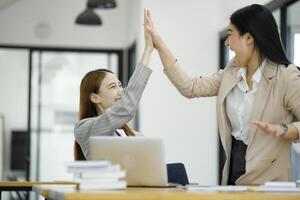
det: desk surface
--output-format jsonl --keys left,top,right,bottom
{"left": 33, "top": 185, "right": 300, "bottom": 200}
{"left": 0, "top": 181, "right": 78, "bottom": 188}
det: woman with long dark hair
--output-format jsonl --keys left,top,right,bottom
{"left": 74, "top": 10, "right": 153, "bottom": 160}
{"left": 144, "top": 5, "right": 300, "bottom": 185}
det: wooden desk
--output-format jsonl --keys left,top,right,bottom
{"left": 0, "top": 181, "right": 78, "bottom": 200}
{"left": 33, "top": 185, "right": 300, "bottom": 200}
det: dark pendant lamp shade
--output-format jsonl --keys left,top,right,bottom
{"left": 88, "top": 0, "right": 117, "bottom": 9}
{"left": 75, "top": 8, "right": 102, "bottom": 25}
{"left": 75, "top": 0, "right": 117, "bottom": 26}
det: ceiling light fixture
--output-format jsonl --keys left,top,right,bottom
{"left": 75, "top": 0, "right": 117, "bottom": 26}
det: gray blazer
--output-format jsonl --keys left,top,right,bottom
{"left": 74, "top": 63, "right": 152, "bottom": 159}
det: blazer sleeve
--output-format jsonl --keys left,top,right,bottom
{"left": 284, "top": 65, "right": 300, "bottom": 140}
{"left": 163, "top": 59, "right": 235, "bottom": 98}
{"left": 74, "top": 63, "right": 152, "bottom": 149}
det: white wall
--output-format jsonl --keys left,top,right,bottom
{"left": 219, "top": 0, "right": 271, "bottom": 29}
{"left": 125, "top": 0, "right": 142, "bottom": 47}
{"left": 137, "top": 0, "right": 221, "bottom": 185}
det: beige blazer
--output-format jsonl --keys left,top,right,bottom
{"left": 164, "top": 58, "right": 300, "bottom": 185}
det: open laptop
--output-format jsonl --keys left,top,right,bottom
{"left": 89, "top": 137, "right": 171, "bottom": 187}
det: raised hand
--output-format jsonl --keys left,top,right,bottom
{"left": 144, "top": 9, "right": 154, "bottom": 52}
{"left": 144, "top": 9, "right": 160, "bottom": 49}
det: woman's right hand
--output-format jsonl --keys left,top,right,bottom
{"left": 144, "top": 9, "right": 161, "bottom": 50}
{"left": 144, "top": 9, "right": 154, "bottom": 53}
{"left": 140, "top": 9, "right": 155, "bottom": 66}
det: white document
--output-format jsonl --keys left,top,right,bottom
{"left": 79, "top": 180, "right": 127, "bottom": 191}
{"left": 264, "top": 182, "right": 296, "bottom": 188}
{"left": 254, "top": 182, "right": 300, "bottom": 193}
{"left": 254, "top": 187, "right": 300, "bottom": 192}
{"left": 185, "top": 185, "right": 248, "bottom": 192}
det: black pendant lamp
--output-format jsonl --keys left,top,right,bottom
{"left": 76, "top": 8, "right": 102, "bottom": 25}
{"left": 75, "top": 0, "right": 117, "bottom": 26}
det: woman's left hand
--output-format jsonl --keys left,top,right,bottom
{"left": 251, "top": 119, "right": 284, "bottom": 137}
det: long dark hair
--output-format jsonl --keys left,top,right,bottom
{"left": 74, "top": 69, "right": 135, "bottom": 161}
{"left": 230, "top": 4, "right": 290, "bottom": 66}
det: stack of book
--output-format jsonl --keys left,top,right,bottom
{"left": 67, "top": 160, "right": 126, "bottom": 191}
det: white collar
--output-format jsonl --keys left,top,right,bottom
{"left": 236, "top": 59, "right": 266, "bottom": 84}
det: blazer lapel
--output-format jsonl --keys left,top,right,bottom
{"left": 219, "top": 67, "right": 241, "bottom": 153}
{"left": 219, "top": 67, "right": 241, "bottom": 105}
{"left": 247, "top": 60, "right": 278, "bottom": 149}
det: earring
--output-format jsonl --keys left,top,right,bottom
{"left": 224, "top": 40, "right": 229, "bottom": 47}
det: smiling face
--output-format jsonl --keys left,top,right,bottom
{"left": 90, "top": 72, "right": 123, "bottom": 113}
{"left": 225, "top": 23, "right": 255, "bottom": 67}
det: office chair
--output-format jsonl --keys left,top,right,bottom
{"left": 167, "top": 163, "right": 189, "bottom": 186}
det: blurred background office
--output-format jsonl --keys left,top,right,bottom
{"left": 0, "top": 0, "right": 299, "bottom": 193}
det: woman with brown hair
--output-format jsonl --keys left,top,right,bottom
{"left": 74, "top": 10, "right": 154, "bottom": 160}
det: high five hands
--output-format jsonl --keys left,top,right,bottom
{"left": 143, "top": 9, "right": 154, "bottom": 52}
{"left": 144, "top": 9, "right": 160, "bottom": 49}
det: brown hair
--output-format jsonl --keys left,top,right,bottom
{"left": 74, "top": 69, "right": 135, "bottom": 161}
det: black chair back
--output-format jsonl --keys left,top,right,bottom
{"left": 167, "top": 163, "right": 189, "bottom": 186}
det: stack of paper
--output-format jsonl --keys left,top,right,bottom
{"left": 67, "top": 160, "right": 126, "bottom": 191}
{"left": 254, "top": 182, "right": 300, "bottom": 193}
{"left": 185, "top": 185, "right": 248, "bottom": 192}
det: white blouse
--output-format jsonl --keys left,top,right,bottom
{"left": 226, "top": 60, "right": 266, "bottom": 145}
